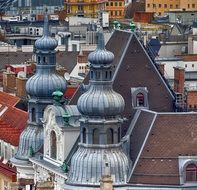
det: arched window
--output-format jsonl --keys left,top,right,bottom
{"left": 50, "top": 130, "right": 57, "bottom": 159}
{"left": 32, "top": 108, "right": 36, "bottom": 122}
{"left": 93, "top": 128, "right": 99, "bottom": 144}
{"left": 82, "top": 128, "right": 86, "bottom": 143}
{"left": 136, "top": 93, "right": 144, "bottom": 107}
{"left": 107, "top": 128, "right": 114, "bottom": 144}
{"left": 186, "top": 163, "right": 197, "bottom": 182}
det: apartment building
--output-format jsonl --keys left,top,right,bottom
{"left": 64, "top": 0, "right": 107, "bottom": 18}
{"left": 146, "top": 0, "right": 197, "bottom": 15}
{"left": 106, "top": 0, "right": 125, "bottom": 19}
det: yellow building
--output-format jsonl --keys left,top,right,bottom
{"left": 64, "top": 0, "right": 107, "bottom": 18}
{"left": 106, "top": 0, "right": 125, "bottom": 20}
{"left": 145, "top": 0, "right": 197, "bottom": 16}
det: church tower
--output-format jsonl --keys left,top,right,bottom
{"left": 11, "top": 8, "right": 67, "bottom": 182}
{"left": 66, "top": 32, "right": 129, "bottom": 188}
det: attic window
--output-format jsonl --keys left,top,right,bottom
{"left": 136, "top": 93, "right": 144, "bottom": 107}
{"left": 131, "top": 87, "right": 149, "bottom": 109}
{"left": 186, "top": 164, "right": 197, "bottom": 182}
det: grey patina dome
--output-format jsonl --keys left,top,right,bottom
{"left": 35, "top": 36, "right": 57, "bottom": 51}
{"left": 26, "top": 73, "right": 66, "bottom": 97}
{"left": 77, "top": 84, "right": 125, "bottom": 116}
{"left": 88, "top": 32, "right": 114, "bottom": 66}
{"left": 34, "top": 13, "right": 57, "bottom": 51}
{"left": 77, "top": 31, "right": 125, "bottom": 116}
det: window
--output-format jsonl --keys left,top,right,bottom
{"left": 32, "top": 108, "right": 36, "bottom": 122}
{"left": 106, "top": 2, "right": 109, "bottom": 6}
{"left": 159, "top": 4, "right": 161, "bottom": 8}
{"left": 82, "top": 128, "right": 86, "bottom": 143}
{"left": 147, "top": 3, "right": 150, "bottom": 8}
{"left": 110, "top": 2, "right": 113, "bottom": 6}
{"left": 38, "top": 56, "right": 40, "bottom": 63}
{"left": 119, "top": 11, "right": 122, "bottom": 16}
{"left": 105, "top": 71, "right": 108, "bottom": 79}
{"left": 170, "top": 4, "right": 173, "bottom": 9}
{"left": 188, "top": 4, "right": 190, "bottom": 8}
{"left": 136, "top": 93, "right": 144, "bottom": 107}
{"left": 192, "top": 64, "right": 194, "bottom": 68}
{"left": 93, "top": 128, "right": 99, "bottom": 144}
{"left": 107, "top": 128, "right": 114, "bottom": 144}
{"left": 176, "top": 4, "right": 179, "bottom": 8}
{"left": 118, "top": 127, "right": 121, "bottom": 142}
{"left": 50, "top": 130, "right": 57, "bottom": 159}
{"left": 185, "top": 64, "right": 187, "bottom": 68}
{"left": 119, "top": 2, "right": 122, "bottom": 6}
{"left": 164, "top": 4, "right": 167, "bottom": 8}
{"left": 90, "top": 71, "right": 94, "bottom": 79}
{"left": 115, "top": 2, "right": 117, "bottom": 6}
{"left": 43, "top": 56, "right": 47, "bottom": 64}
{"left": 153, "top": 3, "right": 156, "bottom": 8}
{"left": 186, "top": 164, "right": 197, "bottom": 182}
{"left": 78, "top": 5, "right": 83, "bottom": 11}
{"left": 131, "top": 87, "right": 149, "bottom": 109}
{"left": 192, "top": 4, "right": 195, "bottom": 8}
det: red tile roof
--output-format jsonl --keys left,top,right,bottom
{"left": 0, "top": 159, "right": 16, "bottom": 181}
{"left": 0, "top": 91, "right": 20, "bottom": 107}
{"left": 0, "top": 92, "right": 28, "bottom": 146}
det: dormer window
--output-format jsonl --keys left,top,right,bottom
{"left": 136, "top": 93, "right": 144, "bottom": 106}
{"left": 186, "top": 163, "right": 197, "bottom": 182}
{"left": 131, "top": 87, "right": 149, "bottom": 109}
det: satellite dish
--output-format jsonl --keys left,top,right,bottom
{"left": 17, "top": 71, "right": 26, "bottom": 78}
{"left": 64, "top": 72, "right": 70, "bottom": 81}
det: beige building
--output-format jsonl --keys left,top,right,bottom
{"left": 145, "top": 0, "right": 197, "bottom": 15}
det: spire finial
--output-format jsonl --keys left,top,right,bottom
{"left": 97, "top": 31, "right": 105, "bottom": 50}
{"left": 43, "top": 5, "right": 49, "bottom": 36}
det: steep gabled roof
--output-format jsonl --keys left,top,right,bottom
{"left": 129, "top": 111, "right": 197, "bottom": 186}
{"left": 70, "top": 30, "right": 174, "bottom": 134}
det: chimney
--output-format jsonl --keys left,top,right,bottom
{"left": 3, "top": 70, "right": 16, "bottom": 93}
{"left": 16, "top": 77, "right": 28, "bottom": 98}
{"left": 174, "top": 66, "right": 185, "bottom": 94}
{"left": 157, "top": 63, "right": 165, "bottom": 76}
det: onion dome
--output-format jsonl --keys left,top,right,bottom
{"left": 77, "top": 85, "right": 125, "bottom": 116}
{"left": 26, "top": 73, "right": 66, "bottom": 98}
{"left": 77, "top": 31, "right": 125, "bottom": 116}
{"left": 88, "top": 32, "right": 114, "bottom": 67}
{"left": 35, "top": 9, "right": 57, "bottom": 51}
